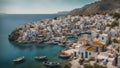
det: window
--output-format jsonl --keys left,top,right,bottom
{"left": 89, "top": 52, "right": 91, "bottom": 55}
{"left": 102, "top": 37, "right": 104, "bottom": 40}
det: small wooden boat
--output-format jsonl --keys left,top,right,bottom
{"left": 45, "top": 40, "right": 58, "bottom": 45}
{"left": 58, "top": 43, "right": 65, "bottom": 47}
{"left": 52, "top": 41, "right": 58, "bottom": 45}
{"left": 34, "top": 56, "right": 47, "bottom": 60}
{"left": 13, "top": 56, "right": 25, "bottom": 63}
{"left": 43, "top": 61, "right": 60, "bottom": 67}
{"left": 59, "top": 52, "right": 71, "bottom": 59}
{"left": 45, "top": 41, "right": 53, "bottom": 44}
{"left": 59, "top": 54, "right": 71, "bottom": 59}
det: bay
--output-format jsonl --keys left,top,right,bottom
{"left": 0, "top": 14, "right": 67, "bottom": 68}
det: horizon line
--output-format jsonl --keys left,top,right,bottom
{"left": 1, "top": 12, "right": 69, "bottom": 14}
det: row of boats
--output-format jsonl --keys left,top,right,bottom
{"left": 13, "top": 56, "right": 47, "bottom": 63}
{"left": 13, "top": 56, "right": 60, "bottom": 67}
{"left": 13, "top": 54, "right": 70, "bottom": 67}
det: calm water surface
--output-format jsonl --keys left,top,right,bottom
{"left": 0, "top": 14, "right": 68, "bottom": 68}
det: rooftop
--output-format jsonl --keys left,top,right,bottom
{"left": 92, "top": 41, "right": 104, "bottom": 47}
{"left": 80, "top": 45, "right": 96, "bottom": 52}
{"left": 79, "top": 38, "right": 88, "bottom": 42}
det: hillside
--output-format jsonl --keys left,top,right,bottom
{"left": 69, "top": 0, "right": 120, "bottom": 16}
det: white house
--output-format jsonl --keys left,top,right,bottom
{"left": 99, "top": 33, "right": 109, "bottom": 45}
{"left": 110, "top": 29, "right": 118, "bottom": 37}
{"left": 78, "top": 38, "right": 88, "bottom": 46}
{"left": 79, "top": 45, "right": 96, "bottom": 58}
{"left": 92, "top": 41, "right": 105, "bottom": 52}
{"left": 91, "top": 31, "right": 99, "bottom": 39}
{"left": 105, "top": 27, "right": 110, "bottom": 33}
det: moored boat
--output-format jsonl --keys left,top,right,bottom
{"left": 43, "top": 61, "right": 60, "bottom": 67}
{"left": 59, "top": 52, "right": 71, "bottom": 59}
{"left": 58, "top": 43, "right": 65, "bottom": 47}
{"left": 59, "top": 54, "right": 71, "bottom": 59}
{"left": 34, "top": 56, "right": 47, "bottom": 60}
{"left": 43, "top": 39, "right": 48, "bottom": 42}
{"left": 13, "top": 56, "right": 25, "bottom": 63}
{"left": 52, "top": 41, "right": 58, "bottom": 45}
{"left": 45, "top": 41, "right": 58, "bottom": 45}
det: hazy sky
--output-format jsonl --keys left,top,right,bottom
{"left": 0, "top": 0, "right": 98, "bottom": 14}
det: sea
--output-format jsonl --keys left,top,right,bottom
{"left": 0, "top": 14, "right": 68, "bottom": 68}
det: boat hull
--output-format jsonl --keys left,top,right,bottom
{"left": 34, "top": 56, "right": 47, "bottom": 61}
{"left": 13, "top": 56, "right": 25, "bottom": 64}
{"left": 43, "top": 62, "right": 60, "bottom": 67}
{"left": 59, "top": 55, "right": 70, "bottom": 59}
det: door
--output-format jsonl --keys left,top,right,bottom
{"left": 85, "top": 51, "right": 88, "bottom": 58}
{"left": 81, "top": 52, "right": 83, "bottom": 58}
{"left": 96, "top": 47, "right": 99, "bottom": 52}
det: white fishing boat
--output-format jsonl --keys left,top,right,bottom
{"left": 34, "top": 56, "right": 47, "bottom": 60}
{"left": 43, "top": 61, "right": 60, "bottom": 67}
{"left": 13, "top": 56, "right": 25, "bottom": 63}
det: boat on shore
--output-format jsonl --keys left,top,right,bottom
{"left": 45, "top": 41, "right": 58, "bottom": 45}
{"left": 43, "top": 61, "right": 60, "bottom": 67}
{"left": 34, "top": 56, "right": 47, "bottom": 60}
{"left": 13, "top": 56, "right": 25, "bottom": 63}
{"left": 58, "top": 43, "right": 65, "bottom": 47}
{"left": 59, "top": 52, "right": 71, "bottom": 59}
{"left": 52, "top": 41, "right": 58, "bottom": 45}
{"left": 59, "top": 54, "right": 71, "bottom": 59}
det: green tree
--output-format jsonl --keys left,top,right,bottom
{"left": 113, "top": 13, "right": 120, "bottom": 19}
{"left": 30, "top": 25, "right": 34, "bottom": 28}
{"left": 54, "top": 17, "right": 57, "bottom": 20}
{"left": 108, "top": 21, "right": 119, "bottom": 28}
{"left": 112, "top": 38, "right": 118, "bottom": 43}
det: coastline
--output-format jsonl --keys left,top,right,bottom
{"left": 8, "top": 14, "right": 116, "bottom": 44}
{"left": 8, "top": 13, "right": 120, "bottom": 68}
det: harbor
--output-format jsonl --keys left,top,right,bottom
{"left": 0, "top": 14, "right": 69, "bottom": 68}
{"left": 7, "top": 14, "right": 120, "bottom": 68}
{"left": 0, "top": 0, "right": 120, "bottom": 68}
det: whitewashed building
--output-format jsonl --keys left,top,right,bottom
{"left": 79, "top": 46, "right": 97, "bottom": 58}
{"left": 99, "top": 33, "right": 109, "bottom": 45}
{"left": 110, "top": 29, "right": 118, "bottom": 37}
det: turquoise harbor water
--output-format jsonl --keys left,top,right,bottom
{"left": 0, "top": 14, "right": 68, "bottom": 68}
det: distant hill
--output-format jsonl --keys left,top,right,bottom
{"left": 69, "top": 0, "right": 120, "bottom": 16}
{"left": 57, "top": 11, "right": 69, "bottom": 14}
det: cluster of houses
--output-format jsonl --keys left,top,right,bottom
{"left": 17, "top": 14, "right": 118, "bottom": 42}
{"left": 15, "top": 14, "right": 120, "bottom": 67}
